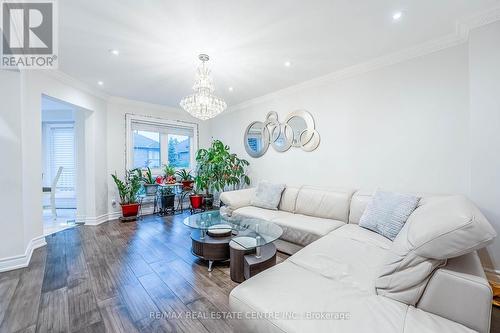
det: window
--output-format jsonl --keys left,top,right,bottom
{"left": 168, "top": 134, "right": 191, "bottom": 168}
{"left": 133, "top": 130, "right": 160, "bottom": 168}
{"left": 126, "top": 115, "right": 198, "bottom": 173}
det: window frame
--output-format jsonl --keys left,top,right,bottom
{"left": 125, "top": 114, "right": 199, "bottom": 175}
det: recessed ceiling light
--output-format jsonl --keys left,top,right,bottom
{"left": 109, "top": 49, "right": 120, "bottom": 56}
{"left": 392, "top": 11, "right": 403, "bottom": 21}
{"left": 284, "top": 61, "right": 292, "bottom": 67}
{"left": 228, "top": 87, "right": 234, "bottom": 92}
{"left": 97, "top": 81, "right": 104, "bottom": 86}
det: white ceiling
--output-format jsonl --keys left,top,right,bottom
{"left": 59, "top": 0, "right": 500, "bottom": 107}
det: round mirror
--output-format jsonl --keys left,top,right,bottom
{"left": 285, "top": 110, "right": 315, "bottom": 147}
{"left": 270, "top": 124, "right": 292, "bottom": 152}
{"left": 244, "top": 121, "right": 270, "bottom": 158}
{"left": 286, "top": 116, "right": 307, "bottom": 146}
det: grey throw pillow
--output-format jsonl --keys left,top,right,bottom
{"left": 359, "top": 191, "right": 420, "bottom": 240}
{"left": 250, "top": 181, "right": 286, "bottom": 210}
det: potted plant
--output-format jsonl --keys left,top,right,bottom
{"left": 176, "top": 169, "right": 194, "bottom": 190}
{"left": 111, "top": 169, "right": 142, "bottom": 219}
{"left": 189, "top": 185, "right": 204, "bottom": 211}
{"left": 141, "top": 167, "right": 159, "bottom": 195}
{"left": 195, "top": 140, "right": 250, "bottom": 209}
{"left": 163, "top": 164, "right": 177, "bottom": 184}
{"left": 159, "top": 185, "right": 176, "bottom": 212}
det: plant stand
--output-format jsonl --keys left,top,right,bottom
{"left": 119, "top": 215, "right": 138, "bottom": 223}
{"left": 138, "top": 194, "right": 158, "bottom": 219}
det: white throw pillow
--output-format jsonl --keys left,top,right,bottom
{"left": 250, "top": 181, "right": 286, "bottom": 210}
{"left": 359, "top": 191, "right": 420, "bottom": 241}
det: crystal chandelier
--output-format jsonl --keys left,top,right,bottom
{"left": 180, "top": 54, "right": 227, "bottom": 120}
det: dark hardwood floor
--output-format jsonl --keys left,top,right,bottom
{"left": 0, "top": 212, "right": 288, "bottom": 333}
{"left": 0, "top": 212, "right": 498, "bottom": 333}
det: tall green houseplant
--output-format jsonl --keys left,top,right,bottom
{"left": 195, "top": 140, "right": 250, "bottom": 197}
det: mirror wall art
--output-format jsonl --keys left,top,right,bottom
{"left": 244, "top": 110, "right": 320, "bottom": 158}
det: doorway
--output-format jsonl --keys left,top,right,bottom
{"left": 41, "top": 96, "right": 81, "bottom": 234}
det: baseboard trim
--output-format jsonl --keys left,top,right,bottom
{"left": 84, "top": 207, "right": 155, "bottom": 226}
{"left": 84, "top": 213, "right": 113, "bottom": 226}
{"left": 0, "top": 235, "right": 47, "bottom": 273}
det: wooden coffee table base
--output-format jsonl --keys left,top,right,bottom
{"left": 191, "top": 231, "right": 231, "bottom": 271}
{"left": 229, "top": 242, "right": 277, "bottom": 283}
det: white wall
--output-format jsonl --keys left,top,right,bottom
{"left": 210, "top": 45, "right": 470, "bottom": 195}
{"left": 106, "top": 97, "right": 212, "bottom": 215}
{"left": 0, "top": 70, "right": 25, "bottom": 259}
{"left": 469, "top": 21, "right": 500, "bottom": 274}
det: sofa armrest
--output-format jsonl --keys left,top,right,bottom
{"left": 220, "top": 188, "right": 255, "bottom": 214}
{"left": 416, "top": 251, "right": 492, "bottom": 333}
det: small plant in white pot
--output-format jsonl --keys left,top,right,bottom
{"left": 141, "top": 167, "right": 159, "bottom": 196}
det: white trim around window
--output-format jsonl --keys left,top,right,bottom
{"left": 125, "top": 113, "right": 199, "bottom": 173}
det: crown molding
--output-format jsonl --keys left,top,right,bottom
{"left": 108, "top": 96, "right": 185, "bottom": 114}
{"left": 227, "top": 5, "right": 500, "bottom": 113}
{"left": 43, "top": 69, "right": 110, "bottom": 101}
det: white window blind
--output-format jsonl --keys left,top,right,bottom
{"left": 131, "top": 121, "right": 194, "bottom": 137}
{"left": 49, "top": 125, "right": 75, "bottom": 192}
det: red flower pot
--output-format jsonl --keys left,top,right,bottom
{"left": 189, "top": 194, "right": 203, "bottom": 209}
{"left": 181, "top": 180, "right": 194, "bottom": 190}
{"left": 121, "top": 203, "right": 140, "bottom": 217}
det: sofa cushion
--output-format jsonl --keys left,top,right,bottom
{"left": 359, "top": 191, "right": 419, "bottom": 240}
{"left": 233, "top": 206, "right": 294, "bottom": 222}
{"left": 289, "top": 224, "right": 392, "bottom": 292}
{"left": 220, "top": 188, "right": 256, "bottom": 212}
{"left": 230, "top": 260, "right": 410, "bottom": 333}
{"left": 375, "top": 195, "right": 497, "bottom": 306}
{"left": 250, "top": 181, "right": 286, "bottom": 210}
{"left": 271, "top": 214, "right": 344, "bottom": 247}
{"left": 278, "top": 186, "right": 300, "bottom": 213}
{"left": 294, "top": 186, "right": 354, "bottom": 222}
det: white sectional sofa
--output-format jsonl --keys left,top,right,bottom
{"left": 220, "top": 186, "right": 496, "bottom": 333}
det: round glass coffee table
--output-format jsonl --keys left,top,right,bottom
{"left": 183, "top": 210, "right": 282, "bottom": 281}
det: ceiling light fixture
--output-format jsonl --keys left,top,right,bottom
{"left": 97, "top": 81, "right": 104, "bottom": 86}
{"left": 180, "top": 54, "right": 227, "bottom": 120}
{"left": 109, "top": 49, "right": 120, "bottom": 55}
{"left": 228, "top": 87, "right": 234, "bottom": 92}
{"left": 392, "top": 11, "right": 403, "bottom": 21}
{"left": 284, "top": 61, "right": 292, "bottom": 67}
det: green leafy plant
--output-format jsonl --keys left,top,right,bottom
{"left": 175, "top": 169, "right": 193, "bottom": 181}
{"left": 195, "top": 140, "right": 250, "bottom": 195}
{"left": 127, "top": 169, "right": 142, "bottom": 203}
{"left": 111, "top": 173, "right": 128, "bottom": 204}
{"left": 163, "top": 164, "right": 176, "bottom": 177}
{"left": 111, "top": 169, "right": 142, "bottom": 204}
{"left": 141, "top": 167, "right": 156, "bottom": 184}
